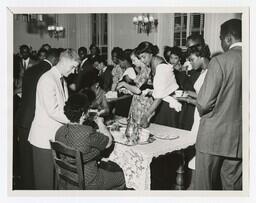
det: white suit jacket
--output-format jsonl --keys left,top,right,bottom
{"left": 28, "top": 67, "right": 69, "bottom": 149}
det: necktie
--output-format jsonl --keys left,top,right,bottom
{"left": 23, "top": 60, "right": 26, "bottom": 69}
{"left": 60, "top": 77, "right": 65, "bottom": 92}
{"left": 60, "top": 76, "right": 67, "bottom": 100}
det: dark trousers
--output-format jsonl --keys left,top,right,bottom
{"left": 195, "top": 151, "right": 242, "bottom": 190}
{"left": 32, "top": 145, "right": 54, "bottom": 190}
{"left": 16, "top": 126, "right": 34, "bottom": 189}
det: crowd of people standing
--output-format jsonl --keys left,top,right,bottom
{"left": 13, "top": 18, "right": 242, "bottom": 190}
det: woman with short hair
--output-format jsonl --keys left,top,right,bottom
{"left": 55, "top": 93, "right": 125, "bottom": 190}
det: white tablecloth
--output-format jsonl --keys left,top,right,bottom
{"left": 108, "top": 123, "right": 197, "bottom": 190}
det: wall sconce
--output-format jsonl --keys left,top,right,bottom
{"left": 47, "top": 25, "right": 65, "bottom": 39}
{"left": 133, "top": 14, "right": 158, "bottom": 35}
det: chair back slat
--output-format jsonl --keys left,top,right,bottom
{"left": 51, "top": 141, "right": 77, "bottom": 157}
{"left": 55, "top": 158, "right": 77, "bottom": 173}
{"left": 59, "top": 174, "right": 79, "bottom": 187}
{"left": 50, "top": 140, "right": 85, "bottom": 190}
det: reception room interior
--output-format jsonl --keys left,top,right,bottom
{"left": 12, "top": 12, "right": 243, "bottom": 191}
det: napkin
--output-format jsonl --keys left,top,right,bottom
{"left": 106, "top": 91, "right": 118, "bottom": 99}
{"left": 163, "top": 96, "right": 182, "bottom": 112}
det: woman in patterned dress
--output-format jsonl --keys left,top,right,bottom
{"left": 116, "top": 50, "right": 153, "bottom": 124}
{"left": 55, "top": 93, "right": 125, "bottom": 190}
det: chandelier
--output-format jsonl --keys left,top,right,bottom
{"left": 132, "top": 14, "right": 158, "bottom": 35}
{"left": 47, "top": 15, "right": 65, "bottom": 39}
{"left": 47, "top": 25, "right": 65, "bottom": 39}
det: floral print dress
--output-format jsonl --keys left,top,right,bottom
{"left": 128, "top": 66, "right": 154, "bottom": 124}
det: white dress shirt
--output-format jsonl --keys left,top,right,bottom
{"left": 22, "top": 58, "right": 30, "bottom": 70}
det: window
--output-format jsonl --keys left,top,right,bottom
{"left": 91, "top": 14, "right": 108, "bottom": 60}
{"left": 174, "top": 13, "right": 204, "bottom": 47}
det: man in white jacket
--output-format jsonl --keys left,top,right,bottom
{"left": 28, "top": 49, "right": 80, "bottom": 189}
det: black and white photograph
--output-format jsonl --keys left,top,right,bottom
{"left": 11, "top": 11, "right": 246, "bottom": 191}
{"left": 1, "top": 0, "right": 255, "bottom": 202}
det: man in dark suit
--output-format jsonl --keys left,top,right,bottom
{"left": 195, "top": 19, "right": 242, "bottom": 190}
{"left": 71, "top": 46, "right": 92, "bottom": 92}
{"left": 14, "top": 48, "right": 60, "bottom": 189}
{"left": 14, "top": 45, "right": 37, "bottom": 97}
{"left": 96, "top": 56, "right": 113, "bottom": 92}
{"left": 75, "top": 55, "right": 100, "bottom": 92}
{"left": 78, "top": 46, "right": 88, "bottom": 71}
{"left": 65, "top": 46, "right": 88, "bottom": 94}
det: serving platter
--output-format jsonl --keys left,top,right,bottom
{"left": 154, "top": 134, "right": 179, "bottom": 140}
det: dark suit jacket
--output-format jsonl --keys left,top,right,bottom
{"left": 80, "top": 58, "right": 91, "bottom": 71}
{"left": 14, "top": 57, "right": 37, "bottom": 94}
{"left": 99, "top": 66, "right": 113, "bottom": 92}
{"left": 15, "top": 60, "right": 52, "bottom": 129}
{"left": 76, "top": 63, "right": 98, "bottom": 92}
{"left": 196, "top": 46, "right": 242, "bottom": 158}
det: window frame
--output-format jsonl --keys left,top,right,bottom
{"left": 174, "top": 13, "right": 205, "bottom": 49}
{"left": 91, "top": 14, "right": 108, "bottom": 59}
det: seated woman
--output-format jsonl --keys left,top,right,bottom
{"left": 79, "top": 68, "right": 110, "bottom": 117}
{"left": 111, "top": 47, "right": 125, "bottom": 91}
{"left": 116, "top": 49, "right": 137, "bottom": 95}
{"left": 135, "top": 41, "right": 181, "bottom": 128}
{"left": 117, "top": 50, "right": 153, "bottom": 124}
{"left": 55, "top": 93, "right": 126, "bottom": 190}
{"left": 110, "top": 49, "right": 136, "bottom": 117}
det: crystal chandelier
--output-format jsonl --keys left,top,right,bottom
{"left": 132, "top": 14, "right": 158, "bottom": 35}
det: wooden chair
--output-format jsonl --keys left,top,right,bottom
{"left": 50, "top": 140, "right": 85, "bottom": 190}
